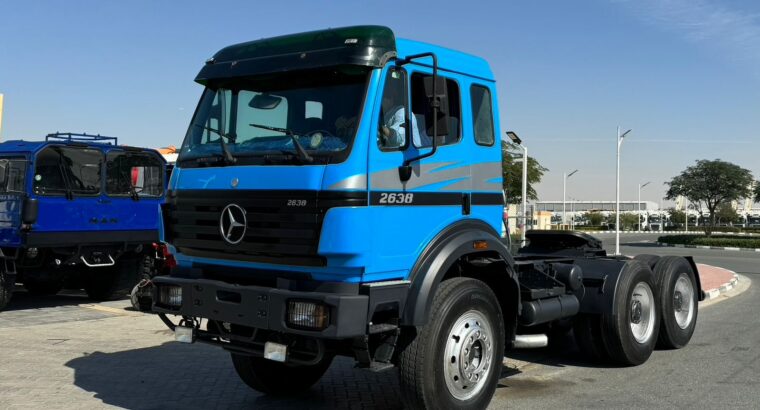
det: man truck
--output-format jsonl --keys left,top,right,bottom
{"left": 0, "top": 133, "right": 166, "bottom": 311}
{"left": 152, "top": 26, "right": 702, "bottom": 409}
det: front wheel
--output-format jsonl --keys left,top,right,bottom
{"left": 398, "top": 278, "right": 505, "bottom": 410}
{"left": 230, "top": 353, "right": 333, "bottom": 395}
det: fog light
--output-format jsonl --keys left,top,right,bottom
{"left": 159, "top": 285, "right": 183, "bottom": 307}
{"left": 287, "top": 300, "right": 330, "bottom": 330}
{"left": 26, "top": 247, "right": 39, "bottom": 259}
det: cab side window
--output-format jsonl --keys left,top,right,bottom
{"left": 410, "top": 73, "right": 461, "bottom": 148}
{"left": 471, "top": 85, "right": 495, "bottom": 146}
{"left": 0, "top": 159, "right": 26, "bottom": 194}
{"left": 377, "top": 68, "right": 409, "bottom": 151}
{"left": 106, "top": 152, "right": 164, "bottom": 197}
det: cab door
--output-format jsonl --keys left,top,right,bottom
{"left": 367, "top": 63, "right": 471, "bottom": 278}
{"left": 103, "top": 149, "right": 165, "bottom": 233}
{"left": 32, "top": 146, "right": 104, "bottom": 233}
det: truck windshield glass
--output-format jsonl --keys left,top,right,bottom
{"left": 106, "top": 151, "right": 164, "bottom": 198}
{"left": 33, "top": 146, "right": 102, "bottom": 196}
{"left": 178, "top": 66, "right": 370, "bottom": 165}
{"left": 0, "top": 158, "right": 27, "bottom": 194}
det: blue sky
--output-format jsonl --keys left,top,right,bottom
{"left": 1, "top": 0, "right": 759, "bottom": 205}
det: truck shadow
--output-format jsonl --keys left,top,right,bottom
{"left": 64, "top": 342, "right": 538, "bottom": 409}
{"left": 65, "top": 342, "right": 406, "bottom": 410}
{"left": 3, "top": 288, "right": 93, "bottom": 311}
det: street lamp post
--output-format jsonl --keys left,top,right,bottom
{"left": 616, "top": 126, "right": 632, "bottom": 255}
{"left": 638, "top": 181, "right": 650, "bottom": 231}
{"left": 507, "top": 131, "right": 528, "bottom": 246}
{"left": 563, "top": 169, "right": 578, "bottom": 229}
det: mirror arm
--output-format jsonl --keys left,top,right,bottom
{"left": 396, "top": 52, "right": 440, "bottom": 182}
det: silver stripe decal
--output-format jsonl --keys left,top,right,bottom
{"left": 328, "top": 173, "right": 367, "bottom": 190}
{"left": 370, "top": 161, "right": 502, "bottom": 191}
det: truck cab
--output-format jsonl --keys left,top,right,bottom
{"left": 0, "top": 133, "right": 166, "bottom": 310}
{"left": 153, "top": 26, "right": 701, "bottom": 409}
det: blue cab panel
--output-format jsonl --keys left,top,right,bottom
{"left": 165, "top": 27, "right": 504, "bottom": 285}
{"left": 0, "top": 136, "right": 166, "bottom": 248}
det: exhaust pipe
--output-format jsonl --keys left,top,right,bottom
{"left": 513, "top": 334, "right": 548, "bottom": 349}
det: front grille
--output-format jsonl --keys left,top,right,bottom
{"left": 164, "top": 190, "right": 367, "bottom": 266}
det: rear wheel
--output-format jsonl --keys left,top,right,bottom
{"left": 653, "top": 256, "right": 698, "bottom": 349}
{"left": 601, "top": 260, "right": 659, "bottom": 365}
{"left": 398, "top": 278, "right": 505, "bottom": 410}
{"left": 84, "top": 257, "right": 141, "bottom": 301}
{"left": 230, "top": 353, "right": 333, "bottom": 395}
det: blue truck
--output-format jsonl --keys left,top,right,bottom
{"left": 0, "top": 133, "right": 166, "bottom": 311}
{"left": 152, "top": 26, "right": 703, "bottom": 409}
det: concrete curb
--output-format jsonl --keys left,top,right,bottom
{"left": 656, "top": 242, "right": 760, "bottom": 252}
{"left": 702, "top": 271, "right": 740, "bottom": 302}
{"left": 580, "top": 231, "right": 760, "bottom": 236}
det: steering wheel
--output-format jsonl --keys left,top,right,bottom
{"left": 303, "top": 129, "right": 335, "bottom": 149}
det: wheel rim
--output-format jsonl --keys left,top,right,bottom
{"left": 673, "top": 273, "right": 695, "bottom": 329}
{"left": 444, "top": 310, "right": 494, "bottom": 401}
{"left": 629, "top": 282, "right": 656, "bottom": 344}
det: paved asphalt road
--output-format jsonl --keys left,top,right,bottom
{"left": 0, "top": 232, "right": 755, "bottom": 409}
{"left": 495, "top": 232, "right": 759, "bottom": 409}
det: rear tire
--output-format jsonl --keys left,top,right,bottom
{"left": 573, "top": 314, "right": 609, "bottom": 361}
{"left": 653, "top": 256, "right": 698, "bottom": 349}
{"left": 230, "top": 353, "right": 333, "bottom": 395}
{"left": 633, "top": 254, "right": 660, "bottom": 270}
{"left": 397, "top": 278, "right": 505, "bottom": 410}
{"left": 84, "top": 257, "right": 141, "bottom": 301}
{"left": 600, "top": 260, "right": 659, "bottom": 365}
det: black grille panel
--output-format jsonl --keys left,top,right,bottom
{"left": 164, "top": 190, "right": 367, "bottom": 266}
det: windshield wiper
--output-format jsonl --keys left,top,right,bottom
{"left": 249, "top": 123, "right": 313, "bottom": 163}
{"left": 192, "top": 123, "right": 237, "bottom": 165}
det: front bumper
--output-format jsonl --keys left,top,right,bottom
{"left": 152, "top": 276, "right": 372, "bottom": 339}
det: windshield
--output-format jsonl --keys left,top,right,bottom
{"left": 178, "top": 66, "right": 370, "bottom": 166}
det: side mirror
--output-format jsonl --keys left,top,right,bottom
{"left": 423, "top": 75, "right": 449, "bottom": 137}
{"left": 22, "top": 197, "right": 39, "bottom": 224}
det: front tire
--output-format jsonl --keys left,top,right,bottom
{"left": 653, "top": 256, "right": 698, "bottom": 349}
{"left": 230, "top": 353, "right": 333, "bottom": 395}
{"left": 398, "top": 278, "right": 505, "bottom": 410}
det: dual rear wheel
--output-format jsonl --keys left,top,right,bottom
{"left": 575, "top": 256, "right": 699, "bottom": 365}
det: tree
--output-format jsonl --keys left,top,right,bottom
{"left": 585, "top": 211, "right": 604, "bottom": 226}
{"left": 715, "top": 203, "right": 739, "bottom": 225}
{"left": 667, "top": 208, "right": 686, "bottom": 227}
{"left": 502, "top": 140, "right": 548, "bottom": 204}
{"left": 605, "top": 212, "right": 639, "bottom": 231}
{"left": 665, "top": 159, "right": 754, "bottom": 236}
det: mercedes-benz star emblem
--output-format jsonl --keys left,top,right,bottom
{"left": 219, "top": 204, "right": 247, "bottom": 245}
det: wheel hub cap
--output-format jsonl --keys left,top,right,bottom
{"left": 630, "top": 282, "right": 655, "bottom": 344}
{"left": 444, "top": 311, "right": 494, "bottom": 401}
{"left": 673, "top": 273, "right": 695, "bottom": 329}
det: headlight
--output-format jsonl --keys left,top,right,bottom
{"left": 287, "top": 300, "right": 330, "bottom": 330}
{"left": 158, "top": 285, "right": 183, "bottom": 307}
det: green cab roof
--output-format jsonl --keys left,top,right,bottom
{"left": 196, "top": 25, "right": 397, "bottom": 84}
